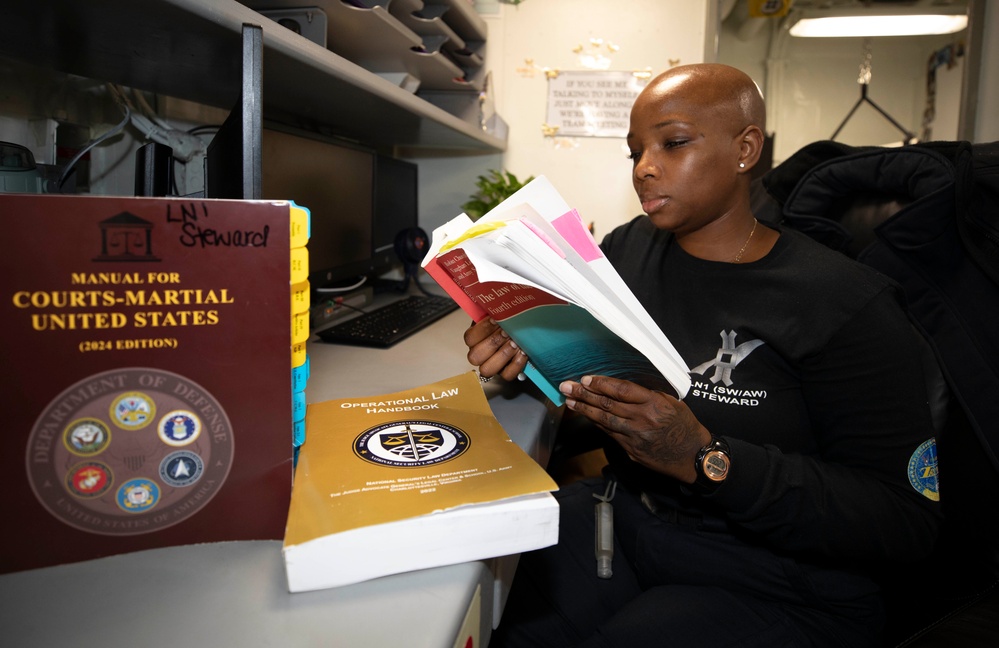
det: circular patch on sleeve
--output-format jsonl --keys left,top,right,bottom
{"left": 907, "top": 438, "right": 940, "bottom": 501}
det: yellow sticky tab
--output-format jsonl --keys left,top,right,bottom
{"left": 291, "top": 341, "right": 307, "bottom": 368}
{"left": 292, "top": 311, "right": 309, "bottom": 345}
{"left": 291, "top": 247, "right": 309, "bottom": 284}
{"left": 290, "top": 202, "right": 311, "bottom": 248}
{"left": 439, "top": 221, "right": 508, "bottom": 254}
{"left": 291, "top": 279, "right": 310, "bottom": 315}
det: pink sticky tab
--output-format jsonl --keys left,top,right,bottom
{"left": 552, "top": 209, "right": 603, "bottom": 262}
{"left": 521, "top": 219, "right": 566, "bottom": 259}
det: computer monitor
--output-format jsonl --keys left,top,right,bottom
{"left": 371, "top": 154, "right": 419, "bottom": 277}
{"left": 259, "top": 126, "right": 375, "bottom": 293}
{"left": 204, "top": 24, "right": 262, "bottom": 200}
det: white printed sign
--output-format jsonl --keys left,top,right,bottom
{"left": 545, "top": 71, "right": 647, "bottom": 138}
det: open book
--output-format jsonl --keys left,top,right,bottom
{"left": 422, "top": 176, "right": 690, "bottom": 405}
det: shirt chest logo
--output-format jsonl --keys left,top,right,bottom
{"left": 690, "top": 330, "right": 765, "bottom": 386}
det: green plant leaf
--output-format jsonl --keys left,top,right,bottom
{"left": 462, "top": 169, "right": 535, "bottom": 220}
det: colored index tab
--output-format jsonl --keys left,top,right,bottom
{"left": 439, "top": 221, "right": 508, "bottom": 254}
{"left": 292, "top": 311, "right": 309, "bottom": 345}
{"left": 292, "top": 390, "right": 307, "bottom": 423}
{"left": 290, "top": 247, "right": 309, "bottom": 284}
{"left": 520, "top": 218, "right": 566, "bottom": 259}
{"left": 291, "top": 280, "right": 310, "bottom": 316}
{"left": 289, "top": 202, "right": 311, "bottom": 248}
{"left": 291, "top": 341, "right": 307, "bottom": 368}
{"left": 552, "top": 209, "right": 603, "bottom": 263}
{"left": 292, "top": 355, "right": 310, "bottom": 392}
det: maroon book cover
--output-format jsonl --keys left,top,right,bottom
{"left": 0, "top": 194, "right": 295, "bottom": 574}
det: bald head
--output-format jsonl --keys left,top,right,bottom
{"left": 638, "top": 63, "right": 766, "bottom": 135}
{"left": 626, "top": 63, "right": 768, "bottom": 235}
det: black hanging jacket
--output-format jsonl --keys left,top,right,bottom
{"left": 763, "top": 140, "right": 999, "bottom": 479}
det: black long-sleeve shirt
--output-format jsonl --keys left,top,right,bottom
{"left": 600, "top": 217, "right": 941, "bottom": 565}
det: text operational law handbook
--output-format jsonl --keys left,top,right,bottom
{"left": 282, "top": 371, "right": 560, "bottom": 592}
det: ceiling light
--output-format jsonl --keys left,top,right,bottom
{"left": 789, "top": 14, "right": 968, "bottom": 38}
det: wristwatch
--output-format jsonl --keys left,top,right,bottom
{"left": 693, "top": 436, "right": 731, "bottom": 493}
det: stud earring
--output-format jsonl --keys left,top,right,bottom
{"left": 739, "top": 162, "right": 745, "bottom": 168}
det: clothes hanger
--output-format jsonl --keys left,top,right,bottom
{"left": 830, "top": 40, "right": 917, "bottom": 143}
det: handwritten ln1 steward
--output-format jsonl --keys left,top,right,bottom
{"left": 1, "top": 193, "right": 303, "bottom": 574}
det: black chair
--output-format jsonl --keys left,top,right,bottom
{"left": 761, "top": 140, "right": 999, "bottom": 647}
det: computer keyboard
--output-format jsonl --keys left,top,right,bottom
{"left": 316, "top": 294, "right": 460, "bottom": 348}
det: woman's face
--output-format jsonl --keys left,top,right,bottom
{"left": 626, "top": 76, "right": 744, "bottom": 238}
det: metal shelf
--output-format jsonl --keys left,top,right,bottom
{"left": 0, "top": 0, "right": 504, "bottom": 152}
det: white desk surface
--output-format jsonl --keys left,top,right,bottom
{"left": 1, "top": 291, "right": 561, "bottom": 647}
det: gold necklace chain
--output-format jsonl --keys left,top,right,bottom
{"left": 732, "top": 218, "right": 758, "bottom": 263}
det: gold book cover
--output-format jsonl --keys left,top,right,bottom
{"left": 284, "top": 371, "right": 559, "bottom": 591}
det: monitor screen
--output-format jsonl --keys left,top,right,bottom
{"left": 371, "top": 154, "right": 419, "bottom": 275}
{"left": 260, "top": 126, "right": 375, "bottom": 292}
{"left": 204, "top": 29, "right": 262, "bottom": 201}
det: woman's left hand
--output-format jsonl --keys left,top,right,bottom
{"left": 559, "top": 375, "right": 712, "bottom": 483}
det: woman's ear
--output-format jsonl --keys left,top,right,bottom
{"left": 737, "top": 125, "right": 765, "bottom": 172}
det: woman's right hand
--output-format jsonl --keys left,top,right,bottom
{"left": 463, "top": 318, "right": 529, "bottom": 382}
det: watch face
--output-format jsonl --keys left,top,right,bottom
{"left": 702, "top": 450, "right": 730, "bottom": 482}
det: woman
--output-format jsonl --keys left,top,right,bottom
{"left": 465, "top": 64, "right": 940, "bottom": 647}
